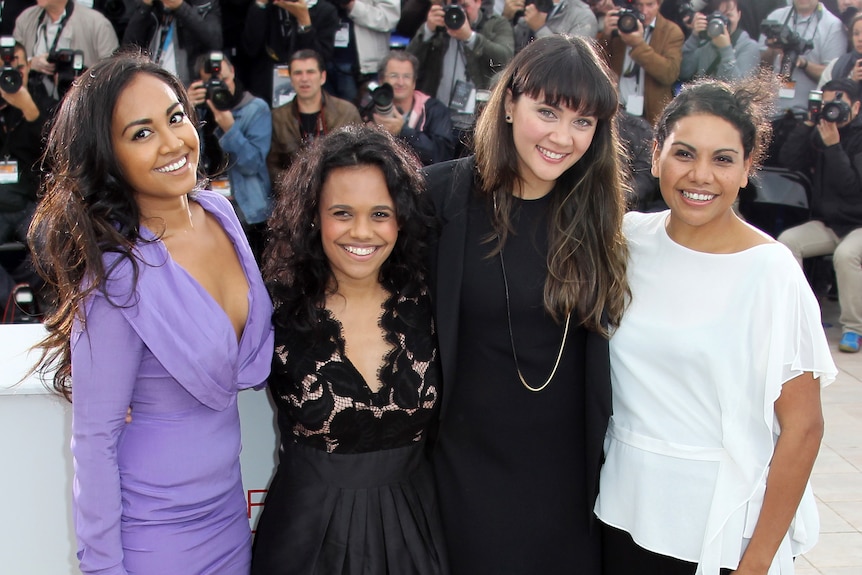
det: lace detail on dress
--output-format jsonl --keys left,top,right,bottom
{"left": 270, "top": 289, "right": 440, "bottom": 454}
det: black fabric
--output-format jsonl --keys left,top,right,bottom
{"left": 431, "top": 189, "right": 599, "bottom": 574}
{"left": 422, "top": 157, "right": 613, "bottom": 539}
{"left": 601, "top": 522, "right": 734, "bottom": 575}
{"left": 252, "top": 441, "right": 448, "bottom": 575}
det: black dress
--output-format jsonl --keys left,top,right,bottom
{"left": 251, "top": 289, "right": 449, "bottom": 575}
{"left": 432, "top": 192, "right": 601, "bottom": 574}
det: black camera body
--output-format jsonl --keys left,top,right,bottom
{"left": 808, "top": 89, "right": 852, "bottom": 123}
{"left": 0, "top": 36, "right": 22, "bottom": 94}
{"left": 203, "top": 52, "right": 233, "bottom": 111}
{"left": 47, "top": 48, "right": 84, "bottom": 96}
{"left": 617, "top": 7, "right": 646, "bottom": 34}
{"left": 760, "top": 20, "right": 814, "bottom": 55}
{"left": 677, "top": 0, "right": 707, "bottom": 21}
{"left": 706, "top": 11, "right": 730, "bottom": 38}
{"left": 444, "top": 3, "right": 467, "bottom": 30}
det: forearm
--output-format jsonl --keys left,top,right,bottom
{"left": 736, "top": 372, "right": 824, "bottom": 573}
{"left": 736, "top": 421, "right": 822, "bottom": 572}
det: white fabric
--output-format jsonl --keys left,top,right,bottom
{"left": 595, "top": 211, "right": 837, "bottom": 575}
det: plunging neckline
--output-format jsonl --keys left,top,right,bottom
{"left": 141, "top": 199, "right": 252, "bottom": 345}
{"left": 321, "top": 298, "right": 398, "bottom": 395}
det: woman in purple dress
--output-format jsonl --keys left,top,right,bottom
{"left": 28, "top": 53, "right": 274, "bottom": 574}
{"left": 251, "top": 126, "right": 448, "bottom": 574}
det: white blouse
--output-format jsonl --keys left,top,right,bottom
{"left": 595, "top": 211, "right": 838, "bottom": 575}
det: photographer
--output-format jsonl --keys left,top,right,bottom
{"left": 819, "top": 12, "right": 862, "bottom": 87}
{"left": 188, "top": 53, "right": 272, "bottom": 260}
{"left": 597, "top": 0, "right": 683, "bottom": 123}
{"left": 325, "top": 0, "right": 400, "bottom": 105}
{"left": 679, "top": 0, "right": 758, "bottom": 81}
{"left": 512, "top": 0, "right": 598, "bottom": 53}
{"left": 122, "top": 0, "right": 222, "bottom": 86}
{"left": 778, "top": 79, "right": 862, "bottom": 353}
{"left": 759, "top": 0, "right": 846, "bottom": 111}
{"left": 0, "top": 41, "right": 48, "bottom": 319}
{"left": 406, "top": 0, "right": 513, "bottom": 152}
{"left": 366, "top": 50, "right": 455, "bottom": 165}
{"left": 13, "top": 0, "right": 118, "bottom": 103}
{"left": 241, "top": 0, "right": 338, "bottom": 105}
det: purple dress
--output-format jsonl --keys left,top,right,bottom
{"left": 70, "top": 191, "right": 274, "bottom": 575}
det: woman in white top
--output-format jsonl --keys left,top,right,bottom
{"left": 596, "top": 78, "right": 838, "bottom": 575}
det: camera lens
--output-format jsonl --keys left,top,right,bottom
{"left": 618, "top": 12, "right": 638, "bottom": 34}
{"left": 444, "top": 4, "right": 466, "bottom": 30}
{"left": 206, "top": 80, "right": 233, "bottom": 111}
{"left": 707, "top": 14, "right": 726, "bottom": 37}
{"left": 372, "top": 83, "right": 395, "bottom": 116}
{"left": 0, "top": 68, "right": 21, "bottom": 93}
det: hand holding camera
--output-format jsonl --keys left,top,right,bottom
{"left": 29, "top": 53, "right": 56, "bottom": 76}
{"left": 852, "top": 60, "right": 862, "bottom": 82}
{"left": 808, "top": 90, "right": 851, "bottom": 146}
{"left": 607, "top": 8, "right": 646, "bottom": 46}
{"left": 274, "top": 0, "right": 311, "bottom": 21}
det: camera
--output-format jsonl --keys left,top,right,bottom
{"left": 617, "top": 6, "right": 646, "bottom": 34}
{"left": 47, "top": 48, "right": 84, "bottom": 97}
{"left": 513, "top": 0, "right": 555, "bottom": 23}
{"left": 760, "top": 20, "right": 814, "bottom": 55}
{"left": 677, "top": 0, "right": 707, "bottom": 22}
{"left": 823, "top": 92, "right": 851, "bottom": 123}
{"left": 0, "top": 36, "right": 22, "bottom": 94}
{"left": 369, "top": 82, "right": 395, "bottom": 116}
{"left": 444, "top": 3, "right": 466, "bottom": 30}
{"left": 808, "top": 89, "right": 823, "bottom": 120}
{"left": 706, "top": 11, "right": 730, "bottom": 38}
{"left": 202, "top": 52, "right": 233, "bottom": 111}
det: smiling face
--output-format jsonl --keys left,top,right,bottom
{"left": 111, "top": 73, "right": 200, "bottom": 212}
{"left": 382, "top": 58, "right": 416, "bottom": 110}
{"left": 319, "top": 165, "right": 399, "bottom": 288}
{"left": 652, "top": 113, "right": 751, "bottom": 237}
{"left": 505, "top": 91, "right": 598, "bottom": 199}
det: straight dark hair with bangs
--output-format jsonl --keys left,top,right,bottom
{"left": 474, "top": 35, "right": 629, "bottom": 335}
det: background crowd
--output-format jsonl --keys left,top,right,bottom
{"left": 2, "top": 0, "right": 861, "bottom": 331}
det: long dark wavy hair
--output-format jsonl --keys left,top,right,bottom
{"left": 474, "top": 35, "right": 630, "bottom": 335}
{"left": 263, "top": 125, "right": 434, "bottom": 338}
{"left": 28, "top": 51, "right": 202, "bottom": 399}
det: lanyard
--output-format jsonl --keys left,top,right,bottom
{"left": 37, "top": 1, "right": 74, "bottom": 56}
{"left": 153, "top": 16, "right": 175, "bottom": 65}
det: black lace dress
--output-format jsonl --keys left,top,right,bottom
{"left": 251, "top": 289, "right": 448, "bottom": 575}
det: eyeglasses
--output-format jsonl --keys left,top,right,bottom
{"left": 384, "top": 73, "right": 414, "bottom": 81}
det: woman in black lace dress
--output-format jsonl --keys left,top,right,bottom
{"left": 251, "top": 125, "right": 447, "bottom": 575}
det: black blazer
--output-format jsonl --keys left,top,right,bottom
{"left": 423, "top": 156, "right": 613, "bottom": 526}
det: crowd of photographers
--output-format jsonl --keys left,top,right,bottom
{"left": 3, "top": 0, "right": 862, "bottom": 347}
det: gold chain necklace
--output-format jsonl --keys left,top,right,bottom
{"left": 499, "top": 247, "right": 571, "bottom": 392}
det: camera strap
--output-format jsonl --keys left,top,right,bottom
{"left": 786, "top": 5, "right": 822, "bottom": 46}
{"left": 153, "top": 15, "right": 175, "bottom": 66}
{"left": 36, "top": 1, "right": 74, "bottom": 58}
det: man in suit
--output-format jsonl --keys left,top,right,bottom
{"left": 598, "top": 0, "right": 683, "bottom": 124}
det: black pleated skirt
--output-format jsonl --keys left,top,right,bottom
{"left": 251, "top": 441, "right": 449, "bottom": 575}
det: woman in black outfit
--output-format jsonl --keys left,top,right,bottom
{"left": 423, "top": 35, "right": 630, "bottom": 574}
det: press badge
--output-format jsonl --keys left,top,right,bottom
{"left": 210, "top": 175, "right": 231, "bottom": 198}
{"left": 625, "top": 95, "right": 644, "bottom": 117}
{"left": 335, "top": 22, "right": 350, "bottom": 48}
{"left": 779, "top": 80, "right": 796, "bottom": 100}
{"left": 449, "top": 80, "right": 476, "bottom": 113}
{"left": 0, "top": 160, "right": 20, "bottom": 184}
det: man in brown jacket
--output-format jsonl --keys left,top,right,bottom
{"left": 267, "top": 49, "right": 362, "bottom": 181}
{"left": 598, "top": 0, "right": 683, "bottom": 124}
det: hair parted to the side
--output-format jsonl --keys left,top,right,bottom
{"left": 474, "top": 34, "right": 629, "bottom": 336}
{"left": 263, "top": 125, "right": 435, "bottom": 338}
{"left": 27, "top": 50, "right": 203, "bottom": 400}
{"left": 655, "top": 73, "right": 779, "bottom": 173}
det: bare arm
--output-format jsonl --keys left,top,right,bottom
{"left": 732, "top": 372, "right": 824, "bottom": 574}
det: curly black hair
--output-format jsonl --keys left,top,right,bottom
{"left": 263, "top": 125, "right": 435, "bottom": 338}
